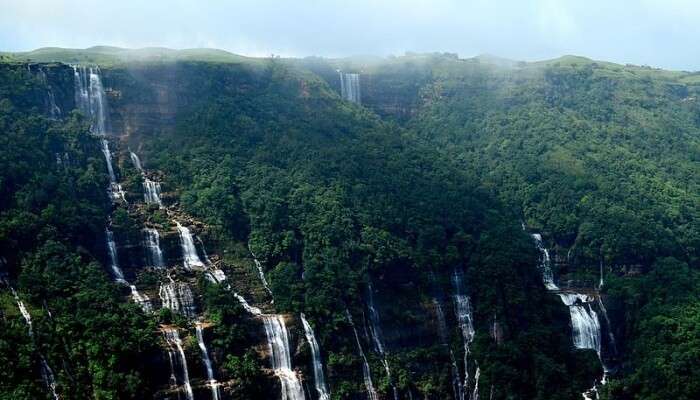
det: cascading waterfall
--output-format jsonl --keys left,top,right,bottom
{"left": 262, "top": 315, "right": 306, "bottom": 400}
{"left": 73, "top": 66, "right": 108, "bottom": 135}
{"left": 300, "top": 313, "right": 331, "bottom": 400}
{"left": 143, "top": 228, "right": 165, "bottom": 268}
{"left": 557, "top": 294, "right": 601, "bottom": 352}
{"left": 435, "top": 299, "right": 464, "bottom": 400}
{"left": 100, "top": 139, "right": 126, "bottom": 201}
{"left": 159, "top": 280, "right": 197, "bottom": 318}
{"left": 130, "top": 285, "right": 152, "bottom": 312}
{"left": 105, "top": 228, "right": 127, "bottom": 283}
{"left": 10, "top": 287, "right": 60, "bottom": 400}
{"left": 346, "top": 309, "right": 378, "bottom": 400}
{"left": 175, "top": 221, "right": 205, "bottom": 269}
{"left": 163, "top": 327, "right": 195, "bottom": 400}
{"left": 530, "top": 233, "right": 558, "bottom": 290}
{"left": 453, "top": 270, "right": 476, "bottom": 400}
{"left": 366, "top": 283, "right": 399, "bottom": 400}
{"left": 129, "top": 151, "right": 143, "bottom": 172}
{"left": 196, "top": 323, "right": 222, "bottom": 400}
{"left": 339, "top": 71, "right": 361, "bottom": 103}
{"left": 471, "top": 366, "right": 480, "bottom": 400}
{"left": 143, "top": 179, "right": 163, "bottom": 206}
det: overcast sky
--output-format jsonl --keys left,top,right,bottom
{"left": 2, "top": 0, "right": 699, "bottom": 71}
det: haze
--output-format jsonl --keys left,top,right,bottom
{"left": 2, "top": 0, "right": 700, "bottom": 71}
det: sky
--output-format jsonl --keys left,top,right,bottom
{"left": 2, "top": 0, "right": 700, "bottom": 71}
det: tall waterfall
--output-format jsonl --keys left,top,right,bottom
{"left": 73, "top": 66, "right": 108, "bottom": 135}
{"left": 10, "top": 288, "right": 60, "bottom": 400}
{"left": 143, "top": 179, "right": 163, "bottom": 206}
{"left": 159, "top": 281, "right": 197, "bottom": 318}
{"left": 453, "top": 270, "right": 476, "bottom": 400}
{"left": 435, "top": 299, "right": 464, "bottom": 400}
{"left": 366, "top": 284, "right": 398, "bottom": 400}
{"left": 175, "top": 221, "right": 205, "bottom": 269}
{"left": 105, "top": 228, "right": 126, "bottom": 283}
{"left": 346, "top": 309, "right": 378, "bottom": 400}
{"left": 339, "top": 72, "right": 361, "bottom": 103}
{"left": 129, "top": 151, "right": 143, "bottom": 172}
{"left": 143, "top": 228, "right": 165, "bottom": 268}
{"left": 163, "top": 327, "right": 195, "bottom": 400}
{"left": 530, "top": 234, "right": 558, "bottom": 290}
{"left": 196, "top": 323, "right": 222, "bottom": 400}
{"left": 261, "top": 315, "right": 306, "bottom": 400}
{"left": 130, "top": 285, "right": 152, "bottom": 312}
{"left": 300, "top": 313, "right": 330, "bottom": 400}
{"left": 100, "top": 139, "right": 126, "bottom": 202}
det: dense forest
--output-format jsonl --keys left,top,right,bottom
{"left": 0, "top": 47, "right": 697, "bottom": 400}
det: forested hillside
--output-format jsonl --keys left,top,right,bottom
{"left": 0, "top": 47, "right": 698, "bottom": 400}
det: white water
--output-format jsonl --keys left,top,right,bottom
{"left": 254, "top": 258, "right": 275, "bottom": 301}
{"left": 196, "top": 323, "right": 222, "bottom": 400}
{"left": 73, "top": 66, "right": 108, "bottom": 135}
{"left": 471, "top": 366, "right": 480, "bottom": 400}
{"left": 300, "top": 313, "right": 330, "bottom": 400}
{"left": 105, "top": 228, "right": 127, "bottom": 284}
{"left": 100, "top": 139, "right": 126, "bottom": 201}
{"left": 10, "top": 288, "right": 60, "bottom": 399}
{"left": 163, "top": 327, "right": 195, "bottom": 400}
{"left": 143, "top": 178, "right": 163, "bottom": 206}
{"left": 129, "top": 151, "right": 143, "bottom": 172}
{"left": 262, "top": 315, "right": 306, "bottom": 400}
{"left": 366, "top": 284, "right": 399, "bottom": 400}
{"left": 233, "top": 292, "right": 262, "bottom": 315}
{"left": 159, "top": 280, "right": 197, "bottom": 318}
{"left": 453, "top": 270, "right": 476, "bottom": 400}
{"left": 558, "top": 294, "right": 602, "bottom": 352}
{"left": 531, "top": 233, "right": 559, "bottom": 290}
{"left": 143, "top": 228, "right": 165, "bottom": 268}
{"left": 130, "top": 285, "right": 152, "bottom": 312}
{"left": 435, "top": 299, "right": 464, "bottom": 400}
{"left": 175, "top": 221, "right": 205, "bottom": 269}
{"left": 346, "top": 309, "right": 379, "bottom": 400}
{"left": 339, "top": 72, "right": 361, "bottom": 103}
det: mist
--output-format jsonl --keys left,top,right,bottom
{"left": 2, "top": 0, "right": 700, "bottom": 70}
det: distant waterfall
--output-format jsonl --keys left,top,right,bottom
{"left": 254, "top": 258, "right": 275, "bottom": 301}
{"left": 434, "top": 299, "right": 464, "bottom": 400}
{"left": 32, "top": 67, "right": 61, "bottom": 119}
{"left": 557, "top": 294, "right": 601, "bottom": 352}
{"left": 159, "top": 281, "right": 197, "bottom": 318}
{"left": 73, "top": 66, "right": 108, "bottom": 135}
{"left": 339, "top": 72, "right": 361, "bottom": 103}
{"left": 175, "top": 221, "right": 205, "bottom": 269}
{"left": 143, "top": 228, "right": 165, "bottom": 268}
{"left": 129, "top": 151, "right": 143, "bottom": 172}
{"left": 196, "top": 323, "right": 222, "bottom": 400}
{"left": 163, "top": 327, "right": 195, "bottom": 400}
{"left": 261, "top": 315, "right": 306, "bottom": 400}
{"left": 346, "top": 309, "right": 379, "bottom": 400}
{"left": 105, "top": 228, "right": 126, "bottom": 283}
{"left": 100, "top": 139, "right": 126, "bottom": 202}
{"left": 300, "top": 313, "right": 330, "bottom": 400}
{"left": 10, "top": 288, "right": 60, "bottom": 400}
{"left": 453, "top": 270, "right": 476, "bottom": 400}
{"left": 530, "top": 233, "right": 558, "bottom": 290}
{"left": 130, "top": 285, "right": 152, "bottom": 312}
{"left": 143, "top": 179, "right": 163, "bottom": 206}
{"left": 366, "top": 284, "right": 399, "bottom": 400}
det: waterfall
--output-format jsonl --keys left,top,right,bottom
{"left": 143, "top": 228, "right": 165, "bottom": 268}
{"left": 435, "top": 299, "right": 464, "bottom": 400}
{"left": 471, "top": 366, "right": 480, "bottom": 400}
{"left": 557, "top": 294, "right": 602, "bottom": 352}
{"left": 366, "top": 284, "right": 399, "bottom": 400}
{"left": 159, "top": 281, "right": 197, "bottom": 318}
{"left": 530, "top": 233, "right": 559, "bottom": 290}
{"left": 339, "top": 72, "right": 361, "bottom": 103}
{"left": 254, "top": 258, "right": 275, "bottom": 301}
{"left": 175, "top": 221, "right": 205, "bottom": 269}
{"left": 129, "top": 151, "right": 143, "bottom": 172}
{"left": 73, "top": 66, "right": 108, "bottom": 135}
{"left": 163, "top": 327, "right": 195, "bottom": 400}
{"left": 10, "top": 288, "right": 60, "bottom": 400}
{"left": 130, "top": 285, "right": 152, "bottom": 312}
{"left": 453, "top": 270, "right": 476, "bottom": 400}
{"left": 105, "top": 228, "right": 127, "bottom": 284}
{"left": 233, "top": 292, "right": 262, "bottom": 315}
{"left": 346, "top": 310, "right": 378, "bottom": 400}
{"left": 99, "top": 139, "right": 126, "bottom": 202}
{"left": 262, "top": 315, "right": 306, "bottom": 400}
{"left": 143, "top": 179, "right": 163, "bottom": 206}
{"left": 300, "top": 313, "right": 330, "bottom": 400}
{"left": 196, "top": 323, "right": 222, "bottom": 400}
